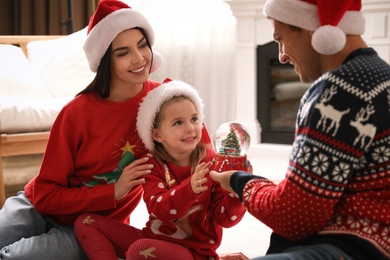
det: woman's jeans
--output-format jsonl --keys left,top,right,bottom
{"left": 0, "top": 191, "right": 87, "bottom": 260}
{"left": 251, "top": 244, "right": 354, "bottom": 260}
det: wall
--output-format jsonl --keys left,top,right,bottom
{"left": 362, "top": 0, "right": 390, "bottom": 62}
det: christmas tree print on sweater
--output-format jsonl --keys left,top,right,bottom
{"left": 81, "top": 141, "right": 136, "bottom": 187}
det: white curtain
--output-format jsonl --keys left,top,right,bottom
{"left": 124, "top": 0, "right": 237, "bottom": 136}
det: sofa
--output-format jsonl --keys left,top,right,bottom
{"left": 0, "top": 27, "right": 95, "bottom": 206}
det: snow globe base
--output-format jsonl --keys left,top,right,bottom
{"left": 211, "top": 154, "right": 250, "bottom": 172}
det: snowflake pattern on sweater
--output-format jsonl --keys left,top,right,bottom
{"left": 241, "top": 48, "right": 390, "bottom": 259}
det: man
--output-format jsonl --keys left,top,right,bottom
{"left": 210, "top": 0, "right": 390, "bottom": 259}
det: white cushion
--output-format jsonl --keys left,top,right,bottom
{"left": 0, "top": 44, "right": 52, "bottom": 98}
{"left": 27, "top": 27, "right": 96, "bottom": 98}
{"left": 273, "top": 81, "right": 311, "bottom": 101}
{"left": 0, "top": 96, "right": 73, "bottom": 133}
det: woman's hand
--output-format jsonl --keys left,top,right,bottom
{"left": 114, "top": 156, "right": 153, "bottom": 200}
{"left": 190, "top": 161, "right": 212, "bottom": 194}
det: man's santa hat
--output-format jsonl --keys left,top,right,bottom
{"left": 136, "top": 79, "right": 204, "bottom": 151}
{"left": 83, "top": 0, "right": 162, "bottom": 73}
{"left": 263, "top": 0, "right": 365, "bottom": 55}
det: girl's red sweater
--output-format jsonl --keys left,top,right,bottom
{"left": 141, "top": 149, "right": 246, "bottom": 259}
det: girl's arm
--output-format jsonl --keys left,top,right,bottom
{"left": 209, "top": 178, "right": 246, "bottom": 228}
{"left": 142, "top": 161, "right": 202, "bottom": 222}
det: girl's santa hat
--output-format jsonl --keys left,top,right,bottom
{"left": 136, "top": 79, "right": 204, "bottom": 151}
{"left": 83, "top": 0, "right": 162, "bottom": 72}
{"left": 263, "top": 0, "right": 365, "bottom": 55}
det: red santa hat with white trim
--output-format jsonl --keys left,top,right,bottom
{"left": 263, "top": 0, "right": 365, "bottom": 55}
{"left": 83, "top": 0, "right": 162, "bottom": 73}
{"left": 136, "top": 78, "right": 204, "bottom": 151}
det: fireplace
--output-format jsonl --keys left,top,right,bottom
{"left": 257, "top": 41, "right": 310, "bottom": 144}
{"left": 224, "top": 0, "right": 389, "bottom": 145}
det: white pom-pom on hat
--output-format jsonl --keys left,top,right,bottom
{"left": 136, "top": 79, "right": 204, "bottom": 151}
{"left": 263, "top": 0, "right": 365, "bottom": 55}
{"left": 312, "top": 25, "right": 346, "bottom": 55}
{"left": 151, "top": 51, "right": 163, "bottom": 73}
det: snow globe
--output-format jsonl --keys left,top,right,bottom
{"left": 211, "top": 122, "right": 252, "bottom": 172}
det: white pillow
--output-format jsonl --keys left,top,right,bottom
{"left": 273, "top": 81, "right": 311, "bottom": 101}
{"left": 0, "top": 96, "right": 73, "bottom": 133}
{"left": 27, "top": 27, "right": 96, "bottom": 98}
{"left": 0, "top": 44, "right": 52, "bottom": 98}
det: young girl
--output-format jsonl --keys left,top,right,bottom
{"left": 0, "top": 1, "right": 210, "bottom": 259}
{"left": 74, "top": 79, "right": 247, "bottom": 259}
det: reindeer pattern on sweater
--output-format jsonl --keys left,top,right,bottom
{"left": 243, "top": 47, "right": 390, "bottom": 259}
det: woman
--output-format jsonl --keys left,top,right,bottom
{"left": 0, "top": 1, "right": 168, "bottom": 259}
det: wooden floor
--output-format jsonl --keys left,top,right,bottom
{"left": 5, "top": 183, "right": 24, "bottom": 199}
{"left": 1, "top": 154, "right": 43, "bottom": 205}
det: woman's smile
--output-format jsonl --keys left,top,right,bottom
{"left": 129, "top": 65, "right": 146, "bottom": 73}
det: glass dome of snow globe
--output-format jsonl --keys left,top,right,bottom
{"left": 213, "top": 122, "right": 251, "bottom": 157}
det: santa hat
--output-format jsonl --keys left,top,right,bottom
{"left": 263, "top": 0, "right": 365, "bottom": 55}
{"left": 136, "top": 79, "right": 204, "bottom": 151}
{"left": 83, "top": 0, "right": 162, "bottom": 72}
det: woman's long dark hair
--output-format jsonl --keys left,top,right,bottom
{"left": 77, "top": 27, "right": 153, "bottom": 99}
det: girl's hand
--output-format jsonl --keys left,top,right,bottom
{"left": 190, "top": 161, "right": 211, "bottom": 194}
{"left": 114, "top": 155, "right": 153, "bottom": 200}
{"left": 246, "top": 160, "right": 253, "bottom": 174}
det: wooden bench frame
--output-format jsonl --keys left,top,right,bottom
{"left": 0, "top": 35, "right": 62, "bottom": 206}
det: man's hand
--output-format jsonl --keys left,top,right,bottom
{"left": 209, "top": 170, "right": 236, "bottom": 193}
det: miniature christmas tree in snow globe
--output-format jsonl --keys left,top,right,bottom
{"left": 211, "top": 122, "right": 252, "bottom": 172}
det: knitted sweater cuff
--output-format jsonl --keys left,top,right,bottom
{"left": 230, "top": 171, "right": 261, "bottom": 201}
